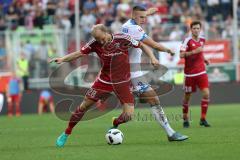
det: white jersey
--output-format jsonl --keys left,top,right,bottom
{"left": 122, "top": 19, "right": 149, "bottom": 78}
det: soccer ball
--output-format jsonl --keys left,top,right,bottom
{"left": 105, "top": 129, "right": 124, "bottom": 145}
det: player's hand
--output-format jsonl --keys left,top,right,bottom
{"left": 167, "top": 49, "right": 175, "bottom": 56}
{"left": 204, "top": 59, "right": 210, "bottom": 65}
{"left": 151, "top": 58, "right": 160, "bottom": 69}
{"left": 49, "top": 57, "right": 64, "bottom": 64}
{"left": 193, "top": 46, "right": 203, "bottom": 54}
{"left": 146, "top": 7, "right": 158, "bottom": 15}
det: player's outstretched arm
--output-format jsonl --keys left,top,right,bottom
{"left": 142, "top": 37, "right": 175, "bottom": 56}
{"left": 49, "top": 51, "right": 84, "bottom": 64}
{"left": 140, "top": 43, "right": 160, "bottom": 68}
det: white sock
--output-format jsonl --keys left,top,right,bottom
{"left": 151, "top": 105, "right": 175, "bottom": 137}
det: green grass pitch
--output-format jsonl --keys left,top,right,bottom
{"left": 0, "top": 104, "right": 240, "bottom": 160}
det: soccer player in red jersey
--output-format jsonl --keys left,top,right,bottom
{"left": 51, "top": 24, "right": 154, "bottom": 147}
{"left": 180, "top": 21, "right": 211, "bottom": 128}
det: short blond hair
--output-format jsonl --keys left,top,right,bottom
{"left": 91, "top": 24, "right": 109, "bottom": 36}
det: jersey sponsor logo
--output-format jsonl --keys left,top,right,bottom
{"left": 104, "top": 52, "right": 124, "bottom": 57}
{"left": 192, "top": 43, "right": 196, "bottom": 47}
{"left": 200, "top": 41, "right": 204, "bottom": 46}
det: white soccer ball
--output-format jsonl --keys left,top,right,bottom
{"left": 105, "top": 129, "right": 124, "bottom": 145}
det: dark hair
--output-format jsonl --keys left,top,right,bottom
{"left": 190, "top": 21, "right": 202, "bottom": 28}
{"left": 132, "top": 5, "right": 146, "bottom": 11}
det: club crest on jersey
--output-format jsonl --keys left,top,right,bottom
{"left": 200, "top": 41, "right": 204, "bottom": 45}
{"left": 192, "top": 43, "right": 196, "bottom": 47}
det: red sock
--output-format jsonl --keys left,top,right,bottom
{"left": 182, "top": 100, "right": 189, "bottom": 121}
{"left": 201, "top": 98, "right": 209, "bottom": 120}
{"left": 113, "top": 113, "right": 131, "bottom": 127}
{"left": 8, "top": 101, "right": 13, "bottom": 115}
{"left": 65, "top": 107, "right": 86, "bottom": 135}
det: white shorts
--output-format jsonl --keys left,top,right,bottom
{"left": 131, "top": 77, "right": 152, "bottom": 96}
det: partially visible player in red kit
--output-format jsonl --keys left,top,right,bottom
{"left": 50, "top": 24, "right": 153, "bottom": 147}
{"left": 180, "top": 21, "right": 211, "bottom": 128}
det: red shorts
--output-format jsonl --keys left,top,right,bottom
{"left": 85, "top": 79, "right": 134, "bottom": 104}
{"left": 184, "top": 73, "right": 209, "bottom": 93}
{"left": 39, "top": 96, "right": 53, "bottom": 105}
{"left": 9, "top": 94, "right": 20, "bottom": 102}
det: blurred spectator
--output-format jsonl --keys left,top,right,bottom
{"left": 0, "top": 41, "right": 6, "bottom": 70}
{"left": 33, "top": 7, "right": 44, "bottom": 29}
{"left": 83, "top": 0, "right": 97, "bottom": 11}
{"left": 7, "top": 72, "right": 21, "bottom": 117}
{"left": 174, "top": 69, "right": 184, "bottom": 85}
{"left": 36, "top": 40, "right": 49, "bottom": 77}
{"left": 21, "top": 40, "right": 35, "bottom": 61}
{"left": 96, "top": 0, "right": 109, "bottom": 14}
{"left": 38, "top": 89, "right": 55, "bottom": 115}
{"left": 220, "top": 0, "right": 232, "bottom": 20}
{"left": 147, "top": 12, "right": 161, "bottom": 28}
{"left": 191, "top": 3, "right": 204, "bottom": 20}
{"left": 169, "top": 26, "right": 184, "bottom": 41}
{"left": 0, "top": 18, "right": 7, "bottom": 31}
{"left": 47, "top": 42, "right": 58, "bottom": 73}
{"left": 80, "top": 9, "right": 96, "bottom": 41}
{"left": 6, "top": 4, "right": 19, "bottom": 30}
{"left": 222, "top": 15, "right": 233, "bottom": 39}
{"left": 17, "top": 53, "right": 29, "bottom": 91}
{"left": 208, "top": 21, "right": 221, "bottom": 39}
{"left": 206, "top": 0, "right": 220, "bottom": 21}
{"left": 169, "top": 1, "right": 182, "bottom": 23}
{"left": 110, "top": 16, "right": 126, "bottom": 34}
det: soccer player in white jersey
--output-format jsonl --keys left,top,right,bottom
{"left": 119, "top": 5, "right": 188, "bottom": 141}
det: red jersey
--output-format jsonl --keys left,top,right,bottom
{"left": 180, "top": 36, "right": 206, "bottom": 76}
{"left": 81, "top": 33, "right": 140, "bottom": 84}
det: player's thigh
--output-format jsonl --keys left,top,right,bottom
{"left": 80, "top": 97, "right": 97, "bottom": 110}
{"left": 197, "top": 74, "right": 209, "bottom": 91}
{"left": 131, "top": 76, "right": 151, "bottom": 95}
{"left": 139, "top": 88, "right": 160, "bottom": 105}
{"left": 184, "top": 76, "right": 196, "bottom": 93}
{"left": 113, "top": 81, "right": 134, "bottom": 105}
{"left": 85, "top": 79, "right": 112, "bottom": 104}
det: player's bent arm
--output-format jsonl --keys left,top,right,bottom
{"left": 180, "top": 46, "right": 203, "bottom": 58}
{"left": 140, "top": 43, "right": 159, "bottom": 67}
{"left": 142, "top": 37, "right": 174, "bottom": 55}
{"left": 140, "top": 43, "right": 155, "bottom": 60}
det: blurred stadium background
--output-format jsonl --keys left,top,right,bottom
{"left": 0, "top": 0, "right": 239, "bottom": 112}
{"left": 0, "top": 1, "right": 240, "bottom": 160}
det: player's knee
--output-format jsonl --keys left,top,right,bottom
{"left": 146, "top": 97, "right": 160, "bottom": 106}
{"left": 202, "top": 90, "right": 210, "bottom": 99}
{"left": 203, "top": 93, "right": 209, "bottom": 99}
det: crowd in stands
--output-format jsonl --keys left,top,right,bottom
{"left": 0, "top": 0, "right": 238, "bottom": 40}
